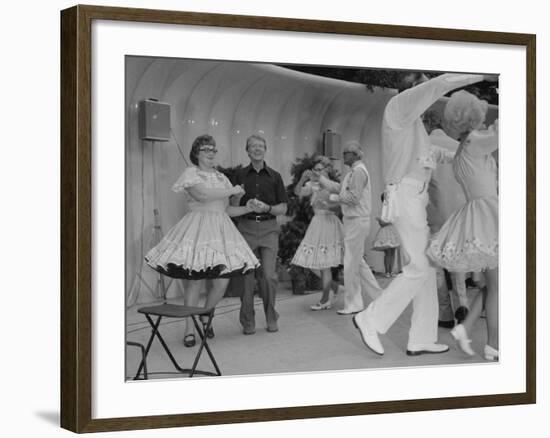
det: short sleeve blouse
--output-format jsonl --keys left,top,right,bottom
{"left": 171, "top": 166, "right": 232, "bottom": 206}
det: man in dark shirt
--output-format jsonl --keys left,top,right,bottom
{"left": 231, "top": 134, "right": 288, "bottom": 334}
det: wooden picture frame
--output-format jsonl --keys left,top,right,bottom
{"left": 60, "top": 4, "right": 536, "bottom": 433}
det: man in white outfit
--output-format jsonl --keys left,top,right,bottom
{"left": 352, "top": 72, "right": 487, "bottom": 356}
{"left": 318, "top": 141, "right": 381, "bottom": 314}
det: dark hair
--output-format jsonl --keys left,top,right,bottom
{"left": 245, "top": 134, "right": 267, "bottom": 151}
{"left": 396, "top": 71, "right": 426, "bottom": 92}
{"left": 189, "top": 134, "right": 216, "bottom": 165}
{"left": 422, "top": 110, "right": 442, "bottom": 134}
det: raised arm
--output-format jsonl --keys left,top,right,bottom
{"left": 294, "top": 171, "right": 313, "bottom": 197}
{"left": 465, "top": 121, "right": 499, "bottom": 156}
{"left": 318, "top": 174, "right": 341, "bottom": 193}
{"left": 386, "top": 73, "right": 486, "bottom": 129}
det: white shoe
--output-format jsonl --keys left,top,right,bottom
{"left": 407, "top": 343, "right": 449, "bottom": 356}
{"left": 352, "top": 307, "right": 384, "bottom": 355}
{"left": 310, "top": 301, "right": 331, "bottom": 311}
{"left": 337, "top": 308, "right": 361, "bottom": 315}
{"left": 450, "top": 324, "right": 475, "bottom": 356}
{"left": 484, "top": 345, "right": 499, "bottom": 361}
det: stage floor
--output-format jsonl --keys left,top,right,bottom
{"left": 125, "top": 275, "right": 490, "bottom": 380}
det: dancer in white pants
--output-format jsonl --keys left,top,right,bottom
{"left": 318, "top": 141, "right": 381, "bottom": 314}
{"left": 352, "top": 72, "right": 489, "bottom": 356}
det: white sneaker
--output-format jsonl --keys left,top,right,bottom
{"left": 310, "top": 301, "right": 331, "bottom": 311}
{"left": 484, "top": 345, "right": 499, "bottom": 361}
{"left": 450, "top": 324, "right": 475, "bottom": 356}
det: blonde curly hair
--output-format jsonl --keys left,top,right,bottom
{"left": 443, "top": 90, "right": 489, "bottom": 137}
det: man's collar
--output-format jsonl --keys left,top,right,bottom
{"left": 351, "top": 160, "right": 364, "bottom": 169}
{"left": 246, "top": 162, "right": 275, "bottom": 177}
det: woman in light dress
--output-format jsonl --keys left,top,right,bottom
{"left": 145, "top": 134, "right": 259, "bottom": 347}
{"left": 372, "top": 194, "right": 402, "bottom": 277}
{"left": 291, "top": 156, "right": 344, "bottom": 310}
{"left": 427, "top": 91, "right": 499, "bottom": 360}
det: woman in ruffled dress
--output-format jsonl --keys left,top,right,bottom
{"left": 372, "top": 195, "right": 401, "bottom": 277}
{"left": 145, "top": 134, "right": 259, "bottom": 347}
{"left": 291, "top": 156, "right": 344, "bottom": 310}
{"left": 427, "top": 91, "right": 499, "bottom": 360}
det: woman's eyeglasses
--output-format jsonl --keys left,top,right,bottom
{"left": 199, "top": 146, "right": 218, "bottom": 154}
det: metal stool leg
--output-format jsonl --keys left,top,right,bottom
{"left": 140, "top": 312, "right": 220, "bottom": 377}
{"left": 127, "top": 341, "right": 148, "bottom": 380}
{"left": 190, "top": 312, "right": 221, "bottom": 377}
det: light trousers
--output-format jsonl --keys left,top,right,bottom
{"left": 342, "top": 216, "right": 381, "bottom": 312}
{"left": 368, "top": 179, "right": 438, "bottom": 345}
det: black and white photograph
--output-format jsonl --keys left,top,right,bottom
{"left": 124, "top": 56, "right": 500, "bottom": 380}
{"left": 3, "top": 0, "right": 546, "bottom": 434}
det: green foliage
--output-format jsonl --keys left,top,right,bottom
{"left": 281, "top": 65, "right": 498, "bottom": 105}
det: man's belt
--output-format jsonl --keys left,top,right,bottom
{"left": 243, "top": 213, "right": 276, "bottom": 222}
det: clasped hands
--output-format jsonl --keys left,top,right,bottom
{"left": 231, "top": 184, "right": 246, "bottom": 197}
{"left": 246, "top": 198, "right": 270, "bottom": 214}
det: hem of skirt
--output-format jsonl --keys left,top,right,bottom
{"left": 291, "top": 261, "right": 343, "bottom": 270}
{"left": 146, "top": 262, "right": 258, "bottom": 279}
{"left": 428, "top": 259, "right": 498, "bottom": 273}
{"left": 372, "top": 245, "right": 399, "bottom": 251}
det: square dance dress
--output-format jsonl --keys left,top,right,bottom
{"left": 427, "top": 124, "right": 498, "bottom": 272}
{"left": 145, "top": 166, "right": 259, "bottom": 279}
{"left": 291, "top": 181, "right": 344, "bottom": 270}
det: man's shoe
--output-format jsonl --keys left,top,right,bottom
{"left": 242, "top": 327, "right": 256, "bottom": 335}
{"left": 352, "top": 310, "right": 384, "bottom": 355}
{"left": 406, "top": 343, "right": 450, "bottom": 356}
{"left": 266, "top": 322, "right": 279, "bottom": 333}
{"left": 337, "top": 308, "right": 361, "bottom": 315}
{"left": 438, "top": 319, "right": 455, "bottom": 329}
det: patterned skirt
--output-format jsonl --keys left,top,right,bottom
{"left": 427, "top": 196, "right": 498, "bottom": 272}
{"left": 291, "top": 212, "right": 344, "bottom": 270}
{"left": 372, "top": 224, "right": 401, "bottom": 251}
{"left": 145, "top": 210, "right": 259, "bottom": 279}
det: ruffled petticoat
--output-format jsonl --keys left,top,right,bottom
{"left": 372, "top": 225, "right": 401, "bottom": 251}
{"left": 145, "top": 210, "right": 259, "bottom": 279}
{"left": 291, "top": 212, "right": 344, "bottom": 270}
{"left": 427, "top": 196, "right": 498, "bottom": 272}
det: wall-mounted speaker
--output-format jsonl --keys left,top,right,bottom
{"left": 323, "top": 130, "right": 341, "bottom": 158}
{"left": 138, "top": 99, "right": 171, "bottom": 142}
